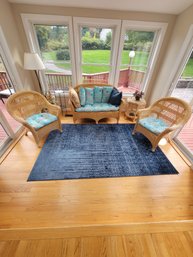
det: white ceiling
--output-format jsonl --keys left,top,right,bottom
{"left": 8, "top": 0, "right": 193, "bottom": 15}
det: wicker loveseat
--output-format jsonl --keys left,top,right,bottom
{"left": 69, "top": 84, "right": 123, "bottom": 124}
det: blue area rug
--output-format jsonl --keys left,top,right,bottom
{"left": 28, "top": 124, "right": 178, "bottom": 181}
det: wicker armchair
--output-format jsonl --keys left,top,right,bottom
{"left": 6, "top": 91, "right": 62, "bottom": 147}
{"left": 132, "top": 97, "right": 192, "bottom": 151}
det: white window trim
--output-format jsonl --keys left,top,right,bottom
{"left": 21, "top": 13, "right": 77, "bottom": 89}
{"left": 114, "top": 20, "right": 167, "bottom": 95}
{"left": 73, "top": 17, "right": 121, "bottom": 84}
{"left": 0, "top": 27, "right": 23, "bottom": 90}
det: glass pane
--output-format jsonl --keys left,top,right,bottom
{"left": 0, "top": 123, "right": 9, "bottom": 146}
{"left": 118, "top": 30, "right": 155, "bottom": 93}
{"left": 171, "top": 49, "right": 193, "bottom": 154}
{"left": 0, "top": 102, "right": 20, "bottom": 133}
{"left": 0, "top": 55, "right": 20, "bottom": 134}
{"left": 34, "top": 24, "right": 72, "bottom": 90}
{"left": 81, "top": 27, "right": 112, "bottom": 83}
{"left": 82, "top": 65, "right": 109, "bottom": 83}
{"left": 171, "top": 49, "right": 193, "bottom": 104}
{"left": 177, "top": 113, "right": 193, "bottom": 154}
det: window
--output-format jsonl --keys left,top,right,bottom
{"left": 117, "top": 30, "right": 155, "bottom": 94}
{"left": 34, "top": 24, "right": 73, "bottom": 92}
{"left": 115, "top": 21, "right": 167, "bottom": 94}
{"left": 0, "top": 36, "right": 22, "bottom": 157}
{"left": 22, "top": 15, "right": 167, "bottom": 96}
{"left": 171, "top": 48, "right": 193, "bottom": 156}
{"left": 79, "top": 27, "right": 112, "bottom": 83}
{"left": 73, "top": 17, "right": 121, "bottom": 84}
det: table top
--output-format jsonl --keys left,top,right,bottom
{"left": 126, "top": 97, "right": 146, "bottom": 105}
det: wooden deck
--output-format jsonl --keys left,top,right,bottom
{"left": 178, "top": 113, "right": 193, "bottom": 153}
{"left": 0, "top": 100, "right": 20, "bottom": 144}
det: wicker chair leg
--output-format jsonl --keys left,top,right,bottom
{"left": 58, "top": 121, "right": 63, "bottom": 132}
{"left": 151, "top": 146, "right": 156, "bottom": 152}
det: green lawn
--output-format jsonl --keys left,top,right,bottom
{"left": 182, "top": 58, "right": 193, "bottom": 78}
{"left": 42, "top": 50, "right": 193, "bottom": 76}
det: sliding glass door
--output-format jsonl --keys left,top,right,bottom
{"left": 170, "top": 48, "right": 193, "bottom": 158}
{"left": 0, "top": 53, "right": 21, "bottom": 156}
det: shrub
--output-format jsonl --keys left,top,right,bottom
{"left": 123, "top": 43, "right": 135, "bottom": 50}
{"left": 143, "top": 42, "right": 152, "bottom": 52}
{"left": 82, "top": 37, "right": 105, "bottom": 50}
{"left": 56, "top": 49, "right": 70, "bottom": 61}
{"left": 47, "top": 40, "right": 63, "bottom": 51}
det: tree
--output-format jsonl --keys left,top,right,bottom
{"left": 105, "top": 31, "right": 112, "bottom": 49}
{"left": 35, "top": 25, "right": 50, "bottom": 51}
{"left": 125, "top": 31, "right": 154, "bottom": 51}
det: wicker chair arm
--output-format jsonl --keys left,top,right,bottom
{"left": 119, "top": 99, "right": 125, "bottom": 111}
{"left": 69, "top": 98, "right": 76, "bottom": 112}
{"left": 137, "top": 107, "right": 152, "bottom": 119}
{"left": 46, "top": 103, "right": 61, "bottom": 116}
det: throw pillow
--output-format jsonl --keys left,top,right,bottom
{"left": 101, "top": 86, "right": 113, "bottom": 103}
{"left": 79, "top": 87, "right": 86, "bottom": 106}
{"left": 94, "top": 86, "right": 103, "bottom": 103}
{"left": 108, "top": 87, "right": 122, "bottom": 106}
{"left": 69, "top": 87, "right": 81, "bottom": 108}
{"left": 85, "top": 88, "right": 94, "bottom": 105}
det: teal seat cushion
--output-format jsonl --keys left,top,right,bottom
{"left": 79, "top": 87, "right": 86, "bottom": 106}
{"left": 101, "top": 86, "right": 113, "bottom": 103}
{"left": 26, "top": 113, "right": 57, "bottom": 130}
{"left": 76, "top": 103, "right": 119, "bottom": 112}
{"left": 139, "top": 117, "right": 169, "bottom": 135}
{"left": 94, "top": 86, "right": 103, "bottom": 103}
{"left": 85, "top": 88, "right": 94, "bottom": 105}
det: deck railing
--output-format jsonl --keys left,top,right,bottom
{"left": 45, "top": 68, "right": 142, "bottom": 92}
{"left": 0, "top": 71, "right": 12, "bottom": 91}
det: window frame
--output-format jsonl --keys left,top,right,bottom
{"left": 73, "top": 17, "right": 121, "bottom": 84}
{"left": 114, "top": 20, "right": 167, "bottom": 95}
{"left": 21, "top": 14, "right": 77, "bottom": 92}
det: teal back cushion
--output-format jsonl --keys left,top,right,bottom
{"left": 94, "top": 86, "right": 103, "bottom": 103}
{"left": 101, "top": 86, "right": 113, "bottom": 103}
{"left": 85, "top": 88, "right": 94, "bottom": 105}
{"left": 79, "top": 87, "right": 86, "bottom": 106}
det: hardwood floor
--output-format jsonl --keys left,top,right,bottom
{"left": 0, "top": 231, "right": 193, "bottom": 257}
{"left": 0, "top": 115, "right": 193, "bottom": 250}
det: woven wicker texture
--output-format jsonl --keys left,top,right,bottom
{"left": 6, "top": 91, "right": 62, "bottom": 147}
{"left": 133, "top": 97, "right": 192, "bottom": 151}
